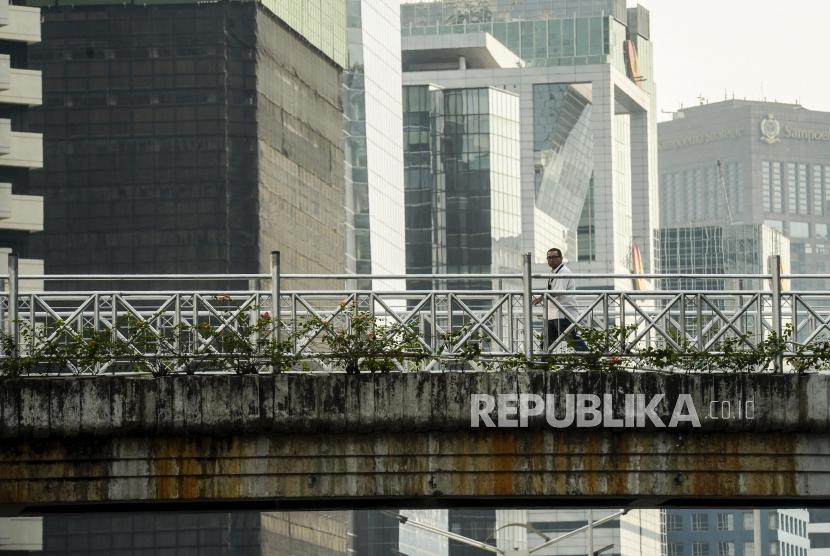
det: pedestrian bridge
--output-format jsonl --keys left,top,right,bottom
{"left": 3, "top": 260, "right": 830, "bottom": 513}
{"left": 1, "top": 371, "right": 829, "bottom": 515}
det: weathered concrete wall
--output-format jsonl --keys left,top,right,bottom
{"left": 1, "top": 372, "right": 829, "bottom": 512}
{"left": 1, "top": 372, "right": 827, "bottom": 436}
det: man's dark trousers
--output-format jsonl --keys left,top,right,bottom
{"left": 546, "top": 318, "right": 589, "bottom": 352}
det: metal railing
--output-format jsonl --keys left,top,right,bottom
{"left": 2, "top": 252, "right": 829, "bottom": 374}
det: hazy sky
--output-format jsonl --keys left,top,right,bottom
{"left": 634, "top": 0, "right": 830, "bottom": 120}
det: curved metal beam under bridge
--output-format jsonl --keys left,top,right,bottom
{"left": 1, "top": 371, "right": 830, "bottom": 515}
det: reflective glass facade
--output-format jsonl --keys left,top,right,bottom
{"left": 403, "top": 85, "right": 522, "bottom": 288}
{"left": 265, "top": 0, "right": 346, "bottom": 67}
{"left": 401, "top": 0, "right": 626, "bottom": 24}
{"left": 658, "top": 224, "right": 789, "bottom": 291}
{"left": 403, "top": 84, "right": 442, "bottom": 287}
{"left": 401, "top": 0, "right": 636, "bottom": 74}
{"left": 533, "top": 83, "right": 594, "bottom": 248}
{"left": 344, "top": 0, "right": 406, "bottom": 287}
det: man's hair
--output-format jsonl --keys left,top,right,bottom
{"left": 547, "top": 248, "right": 563, "bottom": 257}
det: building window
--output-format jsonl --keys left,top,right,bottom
{"left": 764, "top": 219, "right": 784, "bottom": 232}
{"left": 692, "top": 542, "right": 710, "bottom": 556}
{"left": 768, "top": 513, "right": 778, "bottom": 530}
{"left": 744, "top": 541, "right": 754, "bottom": 556}
{"left": 668, "top": 543, "right": 684, "bottom": 556}
{"left": 742, "top": 511, "right": 754, "bottom": 530}
{"left": 667, "top": 513, "right": 683, "bottom": 531}
{"left": 808, "top": 534, "right": 830, "bottom": 549}
{"left": 692, "top": 513, "right": 709, "bottom": 532}
{"left": 718, "top": 542, "right": 735, "bottom": 556}
{"left": 772, "top": 162, "right": 783, "bottom": 212}
{"left": 717, "top": 513, "right": 734, "bottom": 531}
{"left": 769, "top": 542, "right": 779, "bottom": 556}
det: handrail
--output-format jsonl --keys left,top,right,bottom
{"left": 3, "top": 254, "right": 830, "bottom": 375}
{"left": 7, "top": 272, "right": 830, "bottom": 280}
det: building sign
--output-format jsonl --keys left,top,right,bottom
{"left": 471, "top": 393, "right": 702, "bottom": 428}
{"left": 761, "top": 112, "right": 830, "bottom": 144}
{"left": 659, "top": 127, "right": 745, "bottom": 150}
{"left": 760, "top": 113, "right": 781, "bottom": 144}
{"left": 471, "top": 393, "right": 756, "bottom": 429}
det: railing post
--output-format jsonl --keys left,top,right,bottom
{"left": 495, "top": 278, "right": 503, "bottom": 348}
{"left": 522, "top": 252, "right": 533, "bottom": 362}
{"left": 8, "top": 252, "right": 18, "bottom": 357}
{"left": 769, "top": 254, "right": 783, "bottom": 373}
{"left": 271, "top": 251, "right": 281, "bottom": 343}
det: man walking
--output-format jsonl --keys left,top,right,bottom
{"left": 532, "top": 247, "right": 589, "bottom": 352}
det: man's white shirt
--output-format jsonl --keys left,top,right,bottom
{"left": 545, "top": 263, "right": 579, "bottom": 320}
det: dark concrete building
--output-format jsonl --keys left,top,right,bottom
{"left": 22, "top": 0, "right": 345, "bottom": 276}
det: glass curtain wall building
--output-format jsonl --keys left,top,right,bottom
{"left": 401, "top": 0, "right": 627, "bottom": 69}
{"left": 401, "top": 0, "right": 659, "bottom": 286}
{"left": 658, "top": 100, "right": 830, "bottom": 288}
{"left": 344, "top": 0, "right": 406, "bottom": 288}
{"left": 403, "top": 84, "right": 522, "bottom": 289}
{"left": 658, "top": 224, "right": 790, "bottom": 291}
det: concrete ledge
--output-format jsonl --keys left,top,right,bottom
{"left": 3, "top": 372, "right": 830, "bottom": 510}
{"left": 0, "top": 372, "right": 827, "bottom": 438}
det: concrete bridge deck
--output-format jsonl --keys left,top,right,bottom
{"left": 1, "top": 371, "right": 829, "bottom": 514}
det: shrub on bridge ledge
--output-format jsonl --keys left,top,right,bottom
{"left": 2, "top": 309, "right": 830, "bottom": 376}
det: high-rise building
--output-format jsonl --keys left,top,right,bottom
{"left": 658, "top": 100, "right": 830, "bottom": 287}
{"left": 22, "top": 0, "right": 346, "bottom": 278}
{"left": 401, "top": 0, "right": 659, "bottom": 286}
{"left": 343, "top": 0, "right": 406, "bottom": 289}
{"left": 0, "top": 0, "right": 44, "bottom": 284}
{"left": 402, "top": 83, "right": 523, "bottom": 288}
{"left": 665, "top": 509, "right": 809, "bottom": 556}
